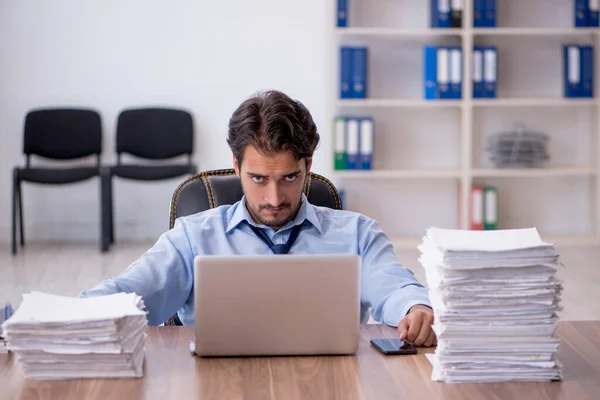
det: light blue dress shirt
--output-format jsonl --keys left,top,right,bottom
{"left": 80, "top": 194, "right": 432, "bottom": 326}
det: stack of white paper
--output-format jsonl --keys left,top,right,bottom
{"left": 0, "top": 291, "right": 148, "bottom": 380}
{"left": 419, "top": 227, "right": 563, "bottom": 383}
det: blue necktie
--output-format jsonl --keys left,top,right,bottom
{"left": 249, "top": 222, "right": 304, "bottom": 254}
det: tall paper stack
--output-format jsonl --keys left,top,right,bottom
{"left": 0, "top": 291, "right": 148, "bottom": 380}
{"left": 419, "top": 227, "right": 563, "bottom": 383}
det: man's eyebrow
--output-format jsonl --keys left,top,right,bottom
{"left": 246, "top": 170, "right": 302, "bottom": 178}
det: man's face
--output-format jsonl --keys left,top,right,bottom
{"left": 233, "top": 146, "right": 311, "bottom": 230}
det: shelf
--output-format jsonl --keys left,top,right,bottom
{"left": 472, "top": 98, "right": 598, "bottom": 108}
{"left": 335, "top": 27, "right": 462, "bottom": 38}
{"left": 472, "top": 167, "right": 597, "bottom": 178}
{"left": 328, "top": 1, "right": 600, "bottom": 247}
{"left": 390, "top": 234, "right": 599, "bottom": 249}
{"left": 334, "top": 169, "right": 461, "bottom": 179}
{"left": 335, "top": 99, "right": 461, "bottom": 108}
{"left": 473, "top": 27, "right": 599, "bottom": 37}
{"left": 336, "top": 99, "right": 598, "bottom": 108}
{"left": 335, "top": 27, "right": 599, "bottom": 38}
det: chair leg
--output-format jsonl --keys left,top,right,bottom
{"left": 11, "top": 171, "right": 18, "bottom": 255}
{"left": 108, "top": 175, "right": 114, "bottom": 244}
{"left": 18, "top": 182, "right": 24, "bottom": 247}
{"left": 100, "top": 171, "right": 110, "bottom": 253}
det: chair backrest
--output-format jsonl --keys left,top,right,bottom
{"left": 24, "top": 108, "right": 102, "bottom": 160}
{"left": 116, "top": 108, "right": 194, "bottom": 160}
{"left": 169, "top": 169, "right": 342, "bottom": 229}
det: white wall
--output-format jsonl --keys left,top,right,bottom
{"left": 0, "top": 0, "right": 330, "bottom": 245}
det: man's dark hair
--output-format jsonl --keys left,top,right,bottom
{"left": 227, "top": 90, "right": 320, "bottom": 165}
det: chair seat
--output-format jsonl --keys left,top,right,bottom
{"left": 17, "top": 167, "right": 100, "bottom": 184}
{"left": 111, "top": 164, "right": 197, "bottom": 181}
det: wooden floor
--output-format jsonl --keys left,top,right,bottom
{"left": 1, "top": 242, "right": 599, "bottom": 322}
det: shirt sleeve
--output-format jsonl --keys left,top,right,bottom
{"left": 79, "top": 218, "right": 195, "bottom": 326}
{"left": 357, "top": 216, "right": 432, "bottom": 327}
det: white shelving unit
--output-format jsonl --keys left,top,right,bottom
{"left": 327, "top": 0, "right": 600, "bottom": 248}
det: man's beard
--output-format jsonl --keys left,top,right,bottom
{"left": 246, "top": 198, "right": 302, "bottom": 228}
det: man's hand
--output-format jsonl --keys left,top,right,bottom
{"left": 398, "top": 305, "right": 436, "bottom": 347}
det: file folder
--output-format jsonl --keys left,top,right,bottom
{"left": 485, "top": 0, "right": 496, "bottom": 27}
{"left": 473, "top": 0, "right": 485, "bottom": 27}
{"left": 483, "top": 47, "right": 497, "bottom": 98}
{"left": 424, "top": 46, "right": 439, "bottom": 100}
{"left": 438, "top": 47, "right": 452, "bottom": 99}
{"left": 590, "top": 0, "right": 600, "bottom": 26}
{"left": 483, "top": 186, "right": 498, "bottom": 230}
{"left": 346, "top": 118, "right": 360, "bottom": 169}
{"left": 581, "top": 45, "right": 594, "bottom": 98}
{"left": 470, "top": 186, "right": 484, "bottom": 230}
{"left": 337, "top": 0, "right": 348, "bottom": 27}
{"left": 564, "top": 45, "right": 581, "bottom": 97}
{"left": 451, "top": 0, "right": 463, "bottom": 28}
{"left": 575, "top": 0, "right": 589, "bottom": 27}
{"left": 359, "top": 118, "right": 374, "bottom": 169}
{"left": 340, "top": 47, "right": 353, "bottom": 99}
{"left": 352, "top": 47, "right": 368, "bottom": 98}
{"left": 431, "top": 0, "right": 451, "bottom": 28}
{"left": 450, "top": 47, "right": 462, "bottom": 99}
{"left": 334, "top": 117, "right": 347, "bottom": 170}
{"left": 473, "top": 47, "right": 484, "bottom": 98}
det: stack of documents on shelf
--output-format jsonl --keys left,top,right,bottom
{"left": 419, "top": 227, "right": 563, "bottom": 383}
{"left": 487, "top": 124, "right": 550, "bottom": 168}
{"left": 0, "top": 291, "right": 148, "bottom": 380}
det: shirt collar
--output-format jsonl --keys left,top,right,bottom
{"left": 225, "top": 193, "right": 322, "bottom": 234}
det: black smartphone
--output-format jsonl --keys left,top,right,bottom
{"left": 370, "top": 338, "right": 417, "bottom": 355}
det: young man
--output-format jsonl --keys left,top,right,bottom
{"left": 81, "top": 90, "right": 436, "bottom": 347}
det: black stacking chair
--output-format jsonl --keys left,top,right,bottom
{"left": 164, "top": 168, "right": 343, "bottom": 325}
{"left": 12, "top": 108, "right": 105, "bottom": 255}
{"left": 102, "top": 107, "right": 196, "bottom": 252}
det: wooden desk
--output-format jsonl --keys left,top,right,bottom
{"left": 1, "top": 321, "right": 599, "bottom": 399}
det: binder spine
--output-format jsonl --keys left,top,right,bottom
{"left": 450, "top": 47, "right": 462, "bottom": 99}
{"left": 485, "top": 0, "right": 496, "bottom": 27}
{"left": 473, "top": 47, "right": 484, "bottom": 98}
{"left": 424, "top": 46, "right": 439, "bottom": 100}
{"left": 438, "top": 47, "right": 451, "bottom": 99}
{"left": 581, "top": 45, "right": 594, "bottom": 98}
{"left": 470, "top": 186, "right": 484, "bottom": 230}
{"left": 359, "top": 118, "right": 374, "bottom": 170}
{"left": 340, "top": 47, "right": 353, "bottom": 99}
{"left": 564, "top": 45, "right": 581, "bottom": 98}
{"left": 334, "top": 117, "right": 347, "bottom": 170}
{"left": 337, "top": 0, "right": 348, "bottom": 27}
{"left": 474, "top": 0, "right": 485, "bottom": 27}
{"left": 575, "top": 0, "right": 589, "bottom": 27}
{"left": 433, "top": 0, "right": 451, "bottom": 28}
{"left": 352, "top": 47, "right": 368, "bottom": 99}
{"left": 450, "top": 0, "right": 463, "bottom": 28}
{"left": 346, "top": 118, "right": 360, "bottom": 169}
{"left": 483, "top": 46, "right": 497, "bottom": 98}
{"left": 483, "top": 186, "right": 498, "bottom": 230}
{"left": 590, "top": 0, "right": 600, "bottom": 27}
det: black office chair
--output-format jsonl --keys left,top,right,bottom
{"left": 102, "top": 107, "right": 197, "bottom": 252}
{"left": 164, "top": 168, "right": 343, "bottom": 325}
{"left": 12, "top": 108, "right": 105, "bottom": 255}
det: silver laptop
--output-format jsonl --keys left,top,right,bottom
{"left": 193, "top": 254, "right": 361, "bottom": 357}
